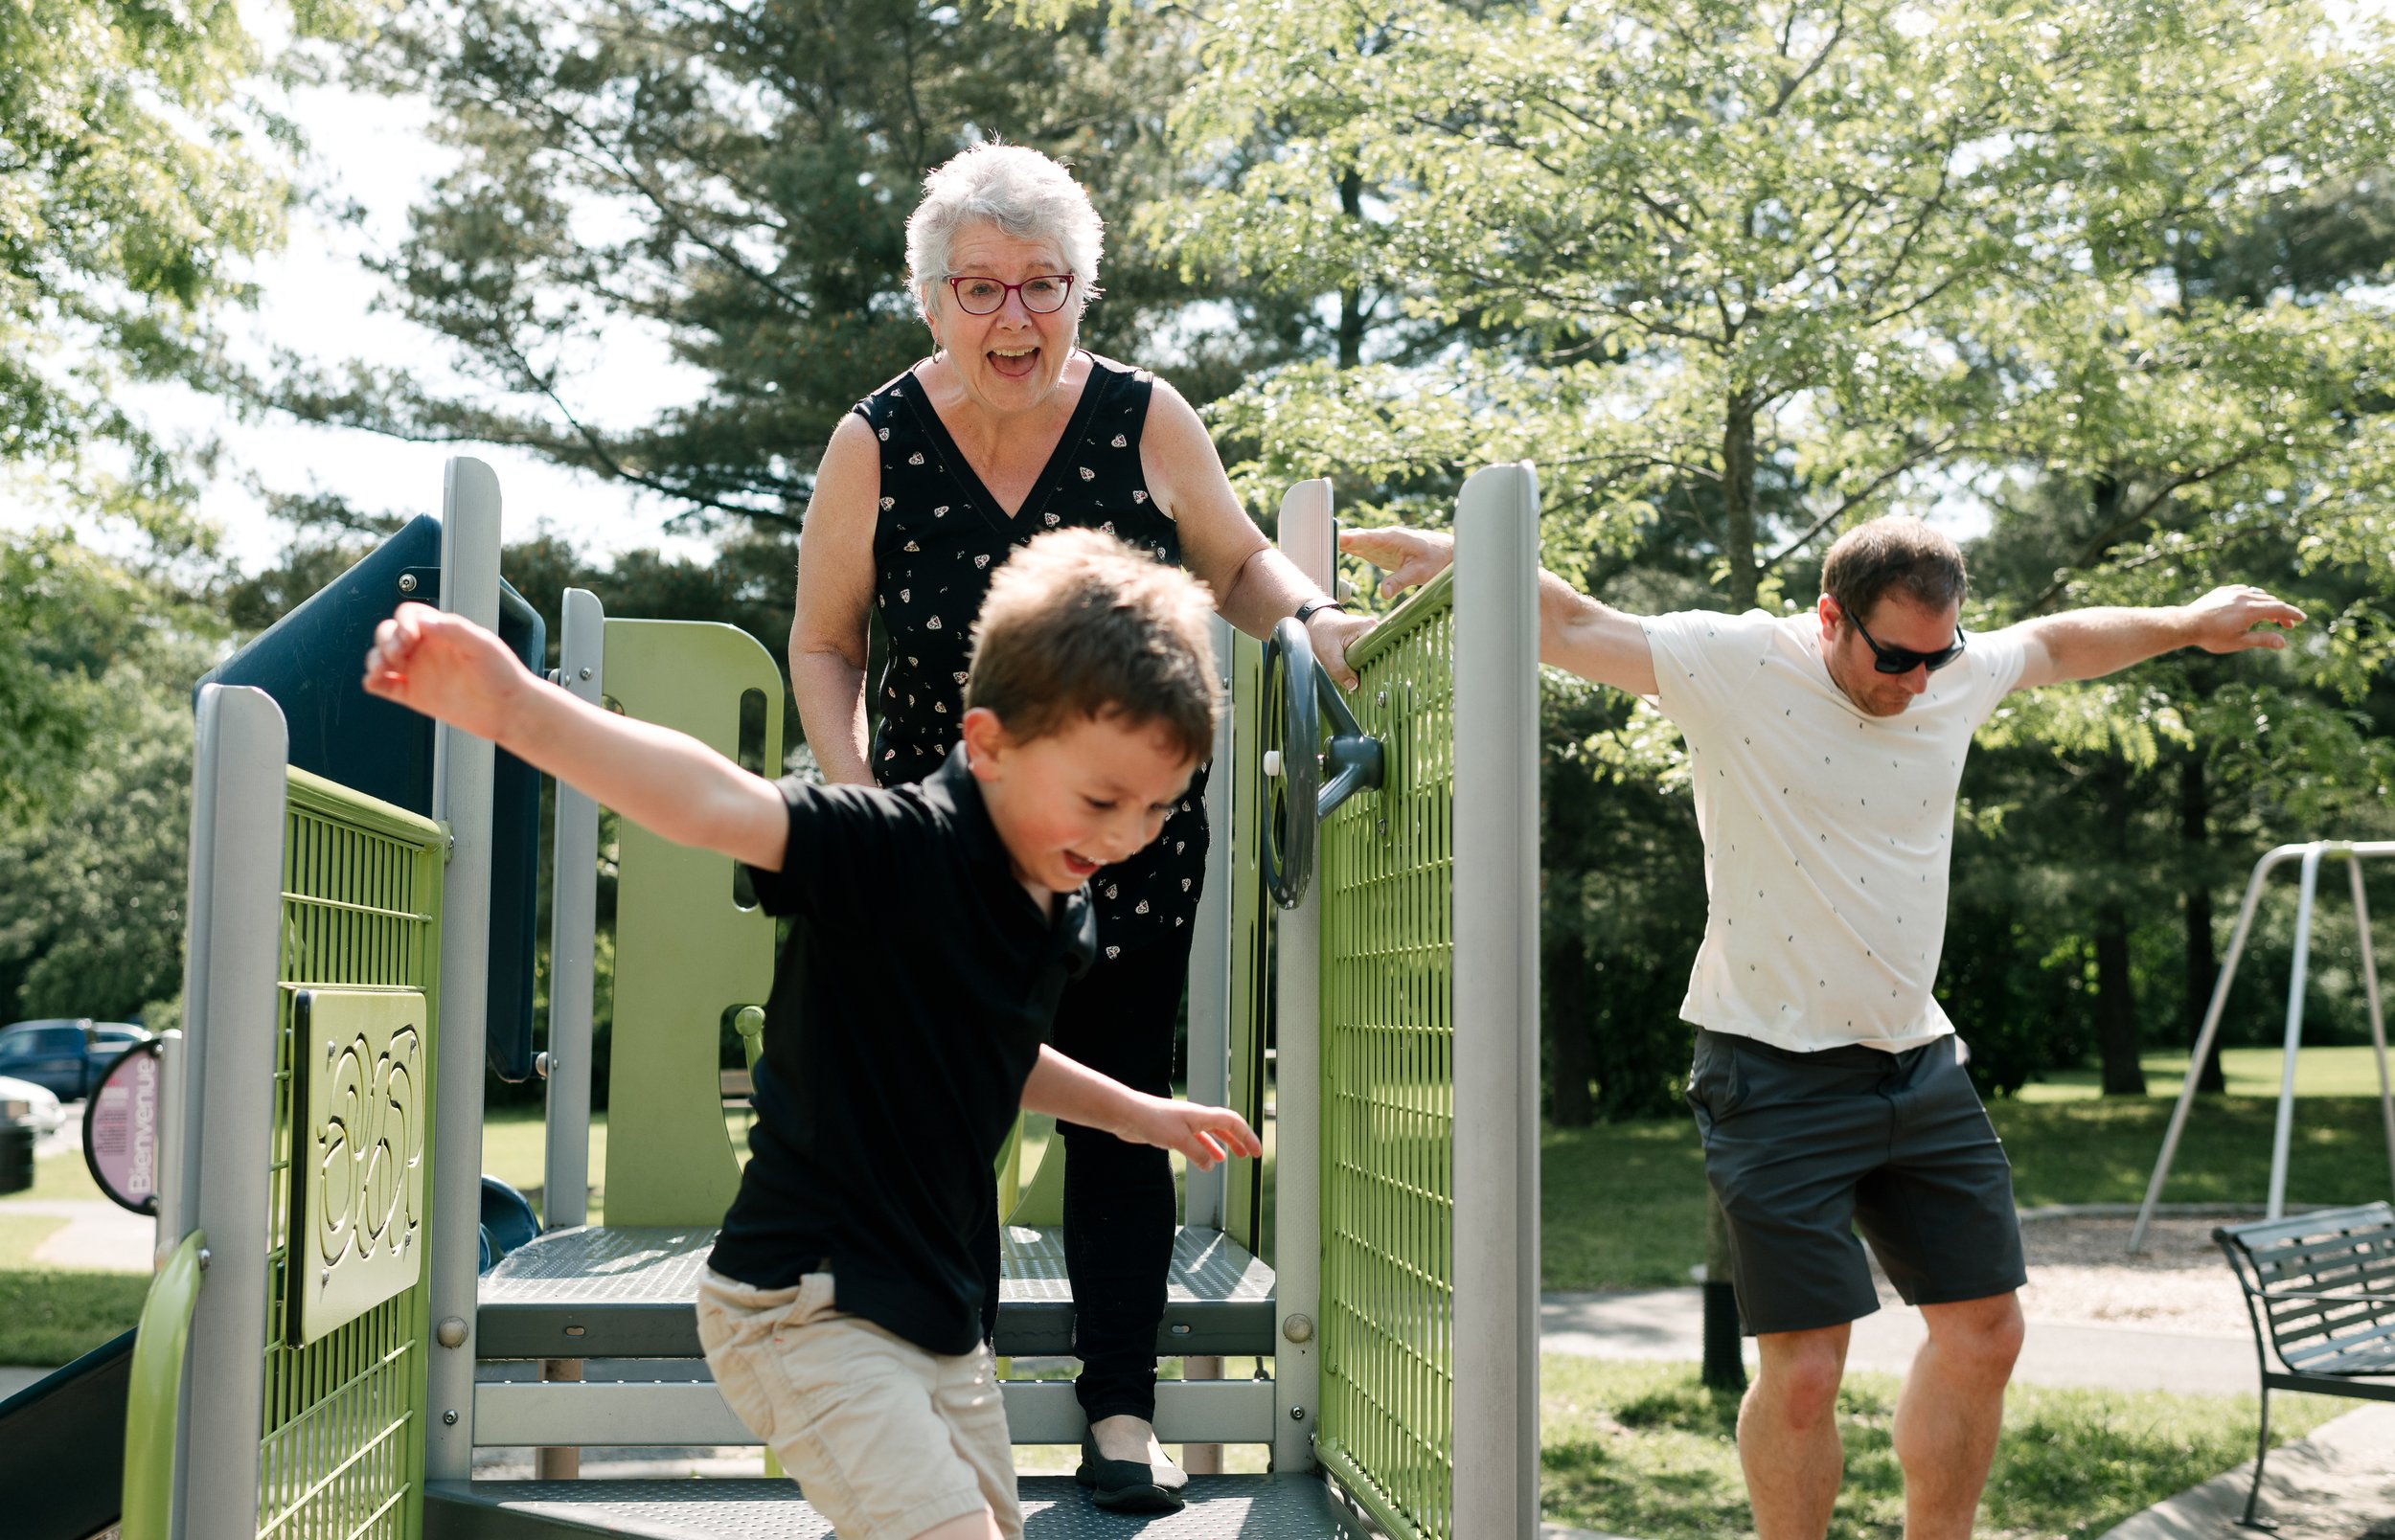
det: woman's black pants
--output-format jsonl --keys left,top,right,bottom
{"left": 979, "top": 923, "right": 1190, "bottom": 1424}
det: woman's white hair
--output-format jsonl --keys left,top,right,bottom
{"left": 906, "top": 144, "right": 1105, "bottom": 315}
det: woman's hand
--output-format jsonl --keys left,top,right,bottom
{"left": 1305, "top": 607, "right": 1375, "bottom": 691}
{"left": 1339, "top": 526, "right": 1455, "bottom": 599}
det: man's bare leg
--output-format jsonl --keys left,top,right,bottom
{"left": 1741, "top": 1322, "right": 1852, "bottom": 1540}
{"left": 1894, "top": 1292, "right": 2023, "bottom": 1540}
{"left": 914, "top": 1510, "right": 1004, "bottom": 1540}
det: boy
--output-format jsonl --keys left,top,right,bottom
{"left": 364, "top": 530, "right": 1262, "bottom": 1540}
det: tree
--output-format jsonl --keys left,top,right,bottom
{"left": 1184, "top": 1, "right": 2395, "bottom": 599}
{"left": 1153, "top": 0, "right": 2395, "bottom": 1104}
{"left": 0, "top": 0, "right": 369, "bottom": 528}
{"left": 267, "top": 0, "right": 1320, "bottom": 537}
{"left": 0, "top": 533, "right": 221, "bottom": 1026}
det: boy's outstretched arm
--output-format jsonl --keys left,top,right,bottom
{"left": 2009, "top": 584, "right": 2307, "bottom": 691}
{"left": 363, "top": 601, "right": 789, "bottom": 871}
{"left": 1021, "top": 1047, "right": 1264, "bottom": 1172}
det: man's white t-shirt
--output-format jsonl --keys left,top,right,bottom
{"left": 1642, "top": 609, "right": 2027, "bottom": 1053}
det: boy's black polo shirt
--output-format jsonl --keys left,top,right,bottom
{"left": 708, "top": 744, "right": 1096, "bottom": 1355}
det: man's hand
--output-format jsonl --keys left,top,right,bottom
{"left": 1125, "top": 1095, "right": 1264, "bottom": 1171}
{"left": 1306, "top": 607, "right": 1376, "bottom": 691}
{"left": 2014, "top": 583, "right": 2309, "bottom": 690}
{"left": 362, "top": 602, "right": 533, "bottom": 739}
{"left": 2183, "top": 584, "right": 2307, "bottom": 653}
{"left": 1339, "top": 527, "right": 1455, "bottom": 599}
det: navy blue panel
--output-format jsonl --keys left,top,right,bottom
{"left": 200, "top": 516, "right": 546, "bottom": 1082}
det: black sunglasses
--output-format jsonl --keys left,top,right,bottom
{"left": 1848, "top": 610, "right": 1969, "bottom": 674}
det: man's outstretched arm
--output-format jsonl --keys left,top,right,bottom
{"left": 1338, "top": 527, "right": 1659, "bottom": 696}
{"left": 2009, "top": 584, "right": 2307, "bottom": 691}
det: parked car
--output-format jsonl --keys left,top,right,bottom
{"left": 0, "top": 1075, "right": 48, "bottom": 1195}
{"left": 0, "top": 1019, "right": 153, "bottom": 1100}
{"left": 0, "top": 1075, "right": 65, "bottom": 1139}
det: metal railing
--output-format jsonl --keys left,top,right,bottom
{"left": 1304, "top": 464, "right": 1543, "bottom": 1539}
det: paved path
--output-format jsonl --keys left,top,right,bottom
{"left": 1540, "top": 1286, "right": 2258, "bottom": 1395}
{"left": 3, "top": 1196, "right": 154, "bottom": 1271}
{"left": 2098, "top": 1404, "right": 2395, "bottom": 1540}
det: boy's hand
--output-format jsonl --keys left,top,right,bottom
{"left": 362, "top": 601, "right": 533, "bottom": 740}
{"left": 1128, "top": 1096, "right": 1263, "bottom": 1171}
{"left": 1339, "top": 526, "right": 1454, "bottom": 599}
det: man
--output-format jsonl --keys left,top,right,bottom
{"left": 1343, "top": 516, "right": 2302, "bottom": 1540}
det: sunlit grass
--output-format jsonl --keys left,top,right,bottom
{"left": 1541, "top": 1094, "right": 2394, "bottom": 1290}
{"left": 2015, "top": 1045, "right": 2392, "bottom": 1102}
{"left": 1540, "top": 1356, "right": 2346, "bottom": 1540}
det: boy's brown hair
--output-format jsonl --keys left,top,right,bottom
{"left": 964, "top": 530, "right": 1220, "bottom": 763}
{"left": 1821, "top": 515, "right": 1969, "bottom": 623}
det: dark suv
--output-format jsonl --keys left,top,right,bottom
{"left": 0, "top": 1019, "right": 151, "bottom": 1100}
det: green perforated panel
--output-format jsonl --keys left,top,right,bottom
{"left": 259, "top": 769, "right": 445, "bottom": 1540}
{"left": 1314, "top": 574, "right": 1457, "bottom": 1540}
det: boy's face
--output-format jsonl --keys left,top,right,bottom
{"left": 963, "top": 707, "right": 1199, "bottom": 897}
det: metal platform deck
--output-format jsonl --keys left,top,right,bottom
{"left": 478, "top": 1225, "right": 1276, "bottom": 1360}
{"left": 426, "top": 1476, "right": 1368, "bottom": 1538}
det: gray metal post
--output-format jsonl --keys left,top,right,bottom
{"left": 1451, "top": 463, "right": 1542, "bottom": 1537}
{"left": 2131, "top": 843, "right": 2298, "bottom": 1252}
{"left": 1271, "top": 478, "right": 1332, "bottom": 1475}
{"left": 1183, "top": 618, "right": 1238, "bottom": 1475}
{"left": 1184, "top": 615, "right": 1236, "bottom": 1233}
{"left": 2268, "top": 845, "right": 2324, "bottom": 1220}
{"left": 428, "top": 457, "right": 503, "bottom": 1478}
{"left": 542, "top": 587, "right": 604, "bottom": 1233}
{"left": 150, "top": 1029, "right": 186, "bottom": 1272}
{"left": 2348, "top": 855, "right": 2395, "bottom": 1200}
{"left": 177, "top": 684, "right": 287, "bottom": 1540}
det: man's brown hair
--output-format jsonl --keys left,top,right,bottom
{"left": 964, "top": 529, "right": 1219, "bottom": 762}
{"left": 1820, "top": 516, "right": 1969, "bottom": 623}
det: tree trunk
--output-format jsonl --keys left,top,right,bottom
{"left": 1706, "top": 385, "right": 1759, "bottom": 1390}
{"left": 2095, "top": 904, "right": 2147, "bottom": 1096}
{"left": 2180, "top": 753, "right": 2227, "bottom": 1094}
{"left": 1547, "top": 931, "right": 1595, "bottom": 1126}
{"left": 1337, "top": 168, "right": 1365, "bottom": 371}
{"left": 1722, "top": 391, "right": 1758, "bottom": 609}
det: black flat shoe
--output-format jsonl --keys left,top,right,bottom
{"left": 1076, "top": 1437, "right": 1186, "bottom": 1513}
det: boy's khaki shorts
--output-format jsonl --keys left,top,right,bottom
{"left": 696, "top": 1268, "right": 1020, "bottom": 1540}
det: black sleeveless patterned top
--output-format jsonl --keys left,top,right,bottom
{"left": 854, "top": 352, "right": 1208, "bottom": 956}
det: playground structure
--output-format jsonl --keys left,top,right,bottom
{"left": 2132, "top": 840, "right": 2395, "bottom": 1253}
{"left": 73, "top": 456, "right": 1545, "bottom": 1538}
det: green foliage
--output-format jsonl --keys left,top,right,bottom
{"left": 0, "top": 529, "right": 220, "bottom": 1028}
{"left": 1159, "top": 0, "right": 2395, "bottom": 1112}
{"left": 268, "top": 0, "right": 1318, "bottom": 535}
{"left": 0, "top": 0, "right": 378, "bottom": 528}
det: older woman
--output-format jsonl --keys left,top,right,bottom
{"left": 787, "top": 144, "right": 1369, "bottom": 1512}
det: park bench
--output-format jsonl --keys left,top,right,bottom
{"left": 2214, "top": 1201, "right": 2395, "bottom": 1529}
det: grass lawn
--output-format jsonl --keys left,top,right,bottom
{"left": 2016, "top": 1045, "right": 2392, "bottom": 1102}
{"left": 1540, "top": 1356, "right": 2347, "bottom": 1540}
{"left": 0, "top": 1152, "right": 148, "bottom": 1366}
{"left": 1543, "top": 1091, "right": 2395, "bottom": 1290}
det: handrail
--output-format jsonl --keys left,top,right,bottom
{"left": 1344, "top": 566, "right": 1456, "bottom": 674}
{"left": 121, "top": 1229, "right": 206, "bottom": 1540}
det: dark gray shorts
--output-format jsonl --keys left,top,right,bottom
{"left": 1685, "top": 1028, "right": 2026, "bottom": 1337}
